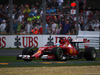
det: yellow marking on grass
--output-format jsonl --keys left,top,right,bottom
{"left": 55, "top": 62, "right": 66, "bottom": 64}
{"left": 41, "top": 62, "right": 52, "bottom": 64}
{"left": 0, "top": 63, "right": 8, "bottom": 65}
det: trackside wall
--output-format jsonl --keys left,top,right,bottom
{"left": 0, "top": 31, "right": 99, "bottom": 49}
{"left": 0, "top": 35, "right": 76, "bottom": 48}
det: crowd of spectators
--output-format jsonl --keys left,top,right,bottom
{"left": 0, "top": 0, "right": 100, "bottom": 35}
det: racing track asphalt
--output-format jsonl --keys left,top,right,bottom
{"left": 0, "top": 61, "right": 100, "bottom": 67}
{"left": 0, "top": 49, "right": 100, "bottom": 57}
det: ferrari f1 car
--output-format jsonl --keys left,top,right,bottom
{"left": 17, "top": 37, "right": 97, "bottom": 61}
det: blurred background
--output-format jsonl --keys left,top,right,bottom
{"left": 0, "top": 0, "right": 100, "bottom": 35}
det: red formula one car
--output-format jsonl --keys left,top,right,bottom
{"left": 17, "top": 37, "right": 97, "bottom": 61}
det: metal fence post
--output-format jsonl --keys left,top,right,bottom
{"left": 42, "top": 0, "right": 46, "bottom": 34}
{"left": 99, "top": 32, "right": 100, "bottom": 50}
{"left": 83, "top": 0, "right": 86, "bottom": 30}
{"left": 76, "top": 0, "right": 79, "bottom": 35}
{"left": 9, "top": 0, "right": 13, "bottom": 35}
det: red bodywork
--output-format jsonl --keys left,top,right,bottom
{"left": 30, "top": 37, "right": 79, "bottom": 60}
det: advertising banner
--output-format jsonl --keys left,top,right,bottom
{"left": 0, "top": 35, "right": 76, "bottom": 48}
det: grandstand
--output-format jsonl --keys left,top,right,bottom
{"left": 0, "top": 0, "right": 100, "bottom": 35}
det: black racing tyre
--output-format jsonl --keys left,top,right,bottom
{"left": 51, "top": 47, "right": 63, "bottom": 61}
{"left": 22, "top": 47, "right": 36, "bottom": 61}
{"left": 84, "top": 47, "right": 97, "bottom": 61}
{"left": 22, "top": 47, "right": 35, "bottom": 55}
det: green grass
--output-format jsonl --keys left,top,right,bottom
{"left": 0, "top": 56, "right": 100, "bottom": 62}
{"left": 0, "top": 56, "right": 43, "bottom": 62}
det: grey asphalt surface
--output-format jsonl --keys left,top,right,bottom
{"left": 0, "top": 49, "right": 100, "bottom": 57}
{"left": 0, "top": 49, "right": 22, "bottom": 56}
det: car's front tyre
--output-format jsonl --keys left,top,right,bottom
{"left": 22, "top": 47, "right": 37, "bottom": 61}
{"left": 51, "top": 47, "right": 63, "bottom": 61}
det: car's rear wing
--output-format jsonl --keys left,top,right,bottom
{"left": 72, "top": 38, "right": 90, "bottom": 48}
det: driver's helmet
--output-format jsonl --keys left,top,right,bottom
{"left": 59, "top": 38, "right": 64, "bottom": 43}
{"left": 55, "top": 43, "right": 60, "bottom": 47}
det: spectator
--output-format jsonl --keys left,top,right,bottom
{"left": 31, "top": 5, "right": 35, "bottom": 12}
{"left": 55, "top": 25, "right": 61, "bottom": 34}
{"left": 79, "top": 13, "right": 84, "bottom": 30}
{"left": 68, "top": 14, "right": 74, "bottom": 25}
{"left": 23, "top": 5, "right": 31, "bottom": 14}
{"left": 13, "top": 19, "right": 18, "bottom": 34}
{"left": 12, "top": 8, "right": 18, "bottom": 19}
{"left": 34, "top": 7, "right": 38, "bottom": 15}
{"left": 55, "top": 18, "right": 59, "bottom": 24}
{"left": 0, "top": 20, "right": 6, "bottom": 32}
{"left": 57, "top": 0, "right": 64, "bottom": 10}
{"left": 62, "top": 5, "right": 71, "bottom": 14}
{"left": 47, "top": 21, "right": 52, "bottom": 34}
{"left": 5, "top": 19, "right": 10, "bottom": 33}
{"left": 31, "top": 27, "right": 38, "bottom": 34}
{"left": 18, "top": 4, "right": 25, "bottom": 14}
{"left": 50, "top": 6, "right": 56, "bottom": 13}
{"left": 46, "top": 12, "right": 56, "bottom": 23}
{"left": 20, "top": 18, "right": 26, "bottom": 34}
{"left": 0, "top": 17, "right": 3, "bottom": 24}
{"left": 36, "top": 14, "right": 40, "bottom": 20}
{"left": 46, "top": 7, "right": 51, "bottom": 14}
{"left": 34, "top": 22, "right": 40, "bottom": 30}
{"left": 40, "top": 9, "right": 43, "bottom": 17}
{"left": 98, "top": 26, "right": 100, "bottom": 31}
{"left": 27, "top": 15, "right": 34, "bottom": 22}
{"left": 53, "top": 0, "right": 58, "bottom": 8}
{"left": 46, "top": 15, "right": 52, "bottom": 23}
{"left": 70, "top": 23, "right": 76, "bottom": 34}
{"left": 51, "top": 20, "right": 57, "bottom": 34}
{"left": 35, "top": 2, "right": 40, "bottom": 9}
{"left": 87, "top": 26, "right": 95, "bottom": 31}
{"left": 86, "top": 8, "right": 93, "bottom": 21}
{"left": 17, "top": 21, "right": 22, "bottom": 34}
{"left": 29, "top": 9, "right": 36, "bottom": 16}
{"left": 38, "top": 22, "right": 43, "bottom": 34}
{"left": 93, "top": 20, "right": 100, "bottom": 31}
{"left": 62, "top": 20, "right": 71, "bottom": 34}
{"left": 25, "top": 20, "right": 33, "bottom": 34}
{"left": 45, "top": 23, "right": 49, "bottom": 34}
{"left": 60, "top": 18, "right": 65, "bottom": 34}
{"left": 17, "top": 12, "right": 24, "bottom": 22}
{"left": 47, "top": 0, "right": 54, "bottom": 8}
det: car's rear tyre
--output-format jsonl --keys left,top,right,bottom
{"left": 51, "top": 47, "right": 63, "bottom": 61}
{"left": 84, "top": 47, "right": 97, "bottom": 61}
{"left": 22, "top": 47, "right": 36, "bottom": 61}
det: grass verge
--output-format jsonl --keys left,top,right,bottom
{"left": 0, "top": 56, "right": 100, "bottom": 62}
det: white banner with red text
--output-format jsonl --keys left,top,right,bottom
{"left": 0, "top": 35, "right": 76, "bottom": 48}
